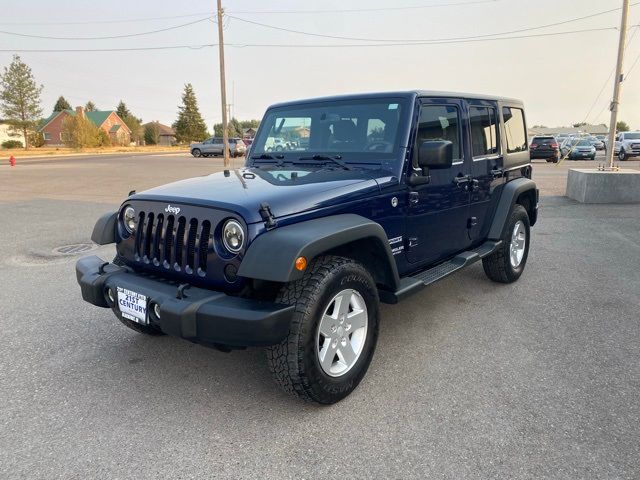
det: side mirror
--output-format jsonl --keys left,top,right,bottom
{"left": 418, "top": 140, "right": 453, "bottom": 170}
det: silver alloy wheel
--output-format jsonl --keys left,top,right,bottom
{"left": 316, "top": 289, "right": 368, "bottom": 377}
{"left": 619, "top": 149, "right": 626, "bottom": 161}
{"left": 510, "top": 220, "right": 527, "bottom": 268}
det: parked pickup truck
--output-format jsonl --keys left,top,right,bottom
{"left": 76, "top": 91, "right": 538, "bottom": 404}
{"left": 604, "top": 131, "right": 640, "bottom": 161}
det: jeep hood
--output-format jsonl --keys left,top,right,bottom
{"left": 131, "top": 167, "right": 384, "bottom": 224}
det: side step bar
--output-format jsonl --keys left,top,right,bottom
{"left": 380, "top": 240, "right": 502, "bottom": 304}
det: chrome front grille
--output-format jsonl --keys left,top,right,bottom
{"left": 134, "top": 212, "right": 212, "bottom": 276}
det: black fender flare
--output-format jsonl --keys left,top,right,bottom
{"left": 237, "top": 214, "right": 400, "bottom": 290}
{"left": 91, "top": 211, "right": 117, "bottom": 245}
{"left": 488, "top": 178, "right": 538, "bottom": 240}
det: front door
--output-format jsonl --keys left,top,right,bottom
{"left": 405, "top": 99, "right": 472, "bottom": 266}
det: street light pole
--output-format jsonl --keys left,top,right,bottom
{"left": 216, "top": 0, "right": 230, "bottom": 170}
{"left": 605, "top": 0, "right": 630, "bottom": 170}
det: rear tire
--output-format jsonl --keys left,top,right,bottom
{"left": 483, "top": 204, "right": 530, "bottom": 284}
{"left": 266, "top": 256, "right": 379, "bottom": 404}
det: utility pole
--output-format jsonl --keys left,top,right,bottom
{"left": 605, "top": 0, "right": 630, "bottom": 170}
{"left": 216, "top": 0, "right": 230, "bottom": 170}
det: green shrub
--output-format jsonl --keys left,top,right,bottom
{"left": 2, "top": 139, "right": 23, "bottom": 149}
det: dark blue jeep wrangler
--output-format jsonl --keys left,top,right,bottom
{"left": 76, "top": 91, "right": 538, "bottom": 404}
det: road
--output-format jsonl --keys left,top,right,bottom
{"left": 1, "top": 152, "right": 639, "bottom": 479}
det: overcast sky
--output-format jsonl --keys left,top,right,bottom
{"left": 1, "top": 0, "right": 639, "bottom": 130}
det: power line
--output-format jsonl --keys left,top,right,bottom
{"left": 228, "top": 0, "right": 499, "bottom": 14}
{"left": 0, "top": 44, "right": 216, "bottom": 53}
{"left": 226, "top": 3, "right": 640, "bottom": 44}
{"left": 0, "top": 17, "right": 212, "bottom": 40}
{"left": 0, "top": 26, "right": 622, "bottom": 53}
{"left": 0, "top": 12, "right": 214, "bottom": 26}
{"left": 582, "top": 25, "right": 639, "bottom": 123}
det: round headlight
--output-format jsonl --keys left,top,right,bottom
{"left": 123, "top": 206, "right": 136, "bottom": 233}
{"left": 222, "top": 219, "right": 245, "bottom": 253}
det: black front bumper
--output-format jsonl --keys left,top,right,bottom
{"left": 76, "top": 255, "right": 294, "bottom": 348}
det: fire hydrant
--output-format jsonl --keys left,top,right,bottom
{"left": 9, "top": 155, "right": 16, "bottom": 167}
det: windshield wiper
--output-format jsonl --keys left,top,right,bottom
{"left": 251, "top": 153, "right": 284, "bottom": 160}
{"left": 251, "top": 153, "right": 288, "bottom": 167}
{"left": 297, "top": 154, "right": 352, "bottom": 170}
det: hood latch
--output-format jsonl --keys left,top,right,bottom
{"left": 259, "top": 202, "right": 277, "bottom": 230}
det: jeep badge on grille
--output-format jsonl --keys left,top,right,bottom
{"left": 165, "top": 205, "right": 181, "bottom": 215}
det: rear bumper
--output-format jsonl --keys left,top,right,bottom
{"left": 530, "top": 150, "right": 559, "bottom": 159}
{"left": 76, "top": 255, "right": 293, "bottom": 348}
{"left": 568, "top": 151, "right": 595, "bottom": 159}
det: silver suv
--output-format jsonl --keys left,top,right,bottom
{"left": 190, "top": 137, "right": 246, "bottom": 158}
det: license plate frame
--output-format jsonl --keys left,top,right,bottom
{"left": 116, "top": 286, "right": 149, "bottom": 325}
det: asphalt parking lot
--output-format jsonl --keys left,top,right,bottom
{"left": 1, "top": 152, "right": 639, "bottom": 479}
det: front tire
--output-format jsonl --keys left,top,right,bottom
{"left": 191, "top": 148, "right": 201, "bottom": 157}
{"left": 619, "top": 149, "right": 627, "bottom": 161}
{"left": 266, "top": 256, "right": 380, "bottom": 404}
{"left": 482, "top": 204, "right": 530, "bottom": 284}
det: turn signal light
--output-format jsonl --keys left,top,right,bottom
{"left": 295, "top": 256, "right": 307, "bottom": 271}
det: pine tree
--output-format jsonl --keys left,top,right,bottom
{"left": 53, "top": 95, "right": 71, "bottom": 112}
{"left": 172, "top": 84, "right": 208, "bottom": 143}
{"left": 116, "top": 100, "right": 130, "bottom": 119}
{"left": 84, "top": 100, "right": 97, "bottom": 112}
{"left": 0, "top": 55, "right": 43, "bottom": 149}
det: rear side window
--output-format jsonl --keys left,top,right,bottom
{"left": 502, "top": 107, "right": 527, "bottom": 153}
{"left": 532, "top": 137, "right": 554, "bottom": 144}
{"left": 415, "top": 105, "right": 461, "bottom": 162}
{"left": 469, "top": 106, "right": 499, "bottom": 157}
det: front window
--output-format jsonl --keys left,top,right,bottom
{"left": 625, "top": 132, "right": 640, "bottom": 140}
{"left": 251, "top": 98, "right": 408, "bottom": 162}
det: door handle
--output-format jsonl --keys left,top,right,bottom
{"left": 491, "top": 168, "right": 504, "bottom": 178}
{"left": 453, "top": 174, "right": 471, "bottom": 187}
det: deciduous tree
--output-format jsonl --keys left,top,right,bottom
{"left": 144, "top": 122, "right": 160, "bottom": 145}
{"left": 616, "top": 121, "right": 630, "bottom": 132}
{"left": 61, "top": 114, "right": 103, "bottom": 148}
{"left": 0, "top": 55, "right": 43, "bottom": 149}
{"left": 116, "top": 100, "right": 142, "bottom": 144}
{"left": 172, "top": 84, "right": 207, "bottom": 143}
{"left": 213, "top": 117, "right": 244, "bottom": 138}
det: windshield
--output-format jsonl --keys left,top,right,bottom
{"left": 251, "top": 98, "right": 408, "bottom": 162}
{"left": 625, "top": 132, "right": 640, "bottom": 139}
{"left": 577, "top": 140, "right": 591, "bottom": 146}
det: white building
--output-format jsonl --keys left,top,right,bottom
{"left": 0, "top": 121, "right": 22, "bottom": 145}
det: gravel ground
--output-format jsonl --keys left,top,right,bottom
{"left": 0, "top": 153, "right": 638, "bottom": 479}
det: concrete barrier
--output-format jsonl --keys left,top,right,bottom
{"left": 566, "top": 168, "right": 640, "bottom": 203}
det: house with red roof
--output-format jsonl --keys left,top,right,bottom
{"left": 38, "top": 106, "right": 131, "bottom": 146}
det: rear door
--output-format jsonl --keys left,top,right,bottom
{"left": 405, "top": 98, "right": 472, "bottom": 265}
{"left": 466, "top": 100, "right": 503, "bottom": 242}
